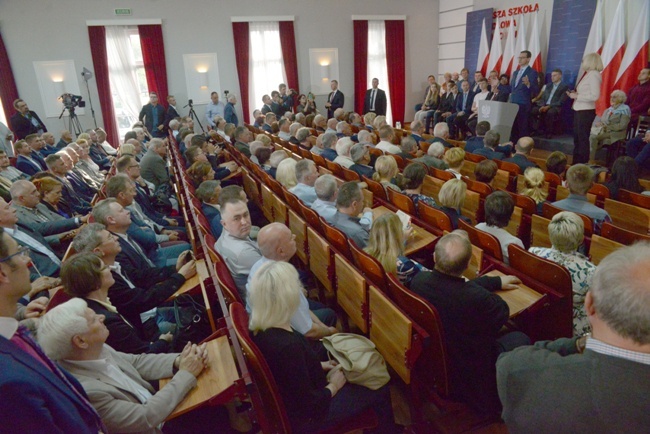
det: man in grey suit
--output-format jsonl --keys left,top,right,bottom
{"left": 38, "top": 298, "right": 209, "bottom": 434}
{"left": 497, "top": 242, "right": 650, "bottom": 433}
{"left": 530, "top": 69, "right": 569, "bottom": 137}
{"left": 139, "top": 138, "right": 170, "bottom": 188}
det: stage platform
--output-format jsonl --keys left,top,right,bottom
{"left": 532, "top": 134, "right": 574, "bottom": 155}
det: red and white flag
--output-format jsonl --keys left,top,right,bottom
{"left": 614, "top": 0, "right": 649, "bottom": 93}
{"left": 501, "top": 18, "right": 517, "bottom": 76}
{"left": 596, "top": 0, "right": 626, "bottom": 116}
{"left": 528, "top": 11, "right": 543, "bottom": 73}
{"left": 487, "top": 17, "right": 503, "bottom": 75}
{"left": 477, "top": 18, "right": 490, "bottom": 76}
{"left": 578, "top": 0, "right": 604, "bottom": 82}
{"left": 515, "top": 13, "right": 527, "bottom": 55}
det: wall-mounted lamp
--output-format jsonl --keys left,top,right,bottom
{"left": 52, "top": 79, "right": 65, "bottom": 96}
{"left": 320, "top": 63, "right": 330, "bottom": 82}
{"left": 197, "top": 68, "right": 209, "bottom": 90}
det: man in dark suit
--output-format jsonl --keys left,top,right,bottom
{"left": 0, "top": 228, "right": 106, "bottom": 433}
{"left": 510, "top": 50, "right": 539, "bottom": 142}
{"left": 363, "top": 78, "right": 387, "bottom": 116}
{"left": 504, "top": 137, "right": 538, "bottom": 172}
{"left": 163, "top": 95, "right": 180, "bottom": 130}
{"left": 349, "top": 143, "right": 375, "bottom": 178}
{"left": 56, "top": 130, "right": 73, "bottom": 150}
{"left": 325, "top": 80, "right": 344, "bottom": 119}
{"left": 9, "top": 99, "right": 47, "bottom": 140}
{"left": 45, "top": 154, "right": 92, "bottom": 215}
{"left": 14, "top": 140, "right": 45, "bottom": 176}
{"left": 224, "top": 95, "right": 239, "bottom": 126}
{"left": 447, "top": 80, "right": 474, "bottom": 138}
{"left": 474, "top": 130, "right": 507, "bottom": 160}
{"left": 497, "top": 242, "right": 650, "bottom": 432}
{"left": 486, "top": 76, "right": 510, "bottom": 102}
{"left": 530, "top": 69, "right": 569, "bottom": 137}
{"left": 138, "top": 92, "right": 166, "bottom": 138}
{"left": 411, "top": 232, "right": 528, "bottom": 416}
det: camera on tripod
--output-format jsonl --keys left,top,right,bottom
{"left": 59, "top": 93, "right": 86, "bottom": 110}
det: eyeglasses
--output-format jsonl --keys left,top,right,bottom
{"left": 0, "top": 246, "right": 30, "bottom": 263}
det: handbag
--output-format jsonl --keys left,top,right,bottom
{"left": 171, "top": 294, "right": 211, "bottom": 351}
{"left": 322, "top": 333, "right": 390, "bottom": 390}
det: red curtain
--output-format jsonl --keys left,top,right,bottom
{"left": 353, "top": 21, "right": 368, "bottom": 116}
{"left": 138, "top": 25, "right": 169, "bottom": 100}
{"left": 385, "top": 20, "right": 405, "bottom": 124}
{"left": 88, "top": 26, "right": 119, "bottom": 146}
{"left": 232, "top": 22, "right": 251, "bottom": 124}
{"left": 0, "top": 31, "right": 19, "bottom": 125}
{"left": 279, "top": 21, "right": 300, "bottom": 106}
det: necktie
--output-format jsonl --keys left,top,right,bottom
{"left": 125, "top": 235, "right": 155, "bottom": 268}
{"left": 370, "top": 89, "right": 376, "bottom": 110}
{"left": 463, "top": 93, "right": 468, "bottom": 110}
{"left": 330, "top": 91, "right": 335, "bottom": 103}
{"left": 12, "top": 325, "right": 107, "bottom": 433}
{"left": 11, "top": 229, "right": 62, "bottom": 266}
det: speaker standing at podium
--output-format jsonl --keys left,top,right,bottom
{"left": 509, "top": 51, "right": 539, "bottom": 142}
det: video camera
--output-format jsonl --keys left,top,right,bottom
{"left": 59, "top": 93, "right": 86, "bottom": 110}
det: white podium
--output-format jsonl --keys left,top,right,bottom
{"left": 478, "top": 100, "right": 519, "bottom": 141}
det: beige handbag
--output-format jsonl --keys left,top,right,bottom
{"left": 322, "top": 333, "right": 390, "bottom": 390}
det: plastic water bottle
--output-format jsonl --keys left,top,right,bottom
{"left": 396, "top": 121, "right": 401, "bottom": 129}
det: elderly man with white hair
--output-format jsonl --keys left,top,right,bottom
{"left": 336, "top": 121, "right": 352, "bottom": 138}
{"left": 224, "top": 94, "right": 239, "bottom": 126}
{"left": 415, "top": 141, "right": 449, "bottom": 170}
{"left": 349, "top": 143, "right": 375, "bottom": 178}
{"left": 320, "top": 132, "right": 339, "bottom": 161}
{"left": 289, "top": 159, "right": 319, "bottom": 206}
{"left": 268, "top": 150, "right": 288, "bottom": 178}
{"left": 357, "top": 129, "right": 375, "bottom": 148}
{"left": 432, "top": 122, "right": 454, "bottom": 148}
{"left": 296, "top": 127, "right": 312, "bottom": 149}
{"left": 334, "top": 137, "right": 355, "bottom": 168}
{"left": 288, "top": 122, "right": 302, "bottom": 145}
{"left": 325, "top": 118, "right": 338, "bottom": 134}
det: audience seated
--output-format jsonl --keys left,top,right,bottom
{"left": 372, "top": 156, "right": 400, "bottom": 192}
{"left": 290, "top": 160, "right": 319, "bottom": 206}
{"left": 214, "top": 195, "right": 262, "bottom": 298}
{"left": 139, "top": 138, "right": 170, "bottom": 189}
{"left": 520, "top": 167, "right": 548, "bottom": 214}
{"left": 320, "top": 132, "right": 339, "bottom": 162}
{"left": 268, "top": 150, "right": 287, "bottom": 178}
{"left": 626, "top": 130, "right": 650, "bottom": 170}
{"left": 365, "top": 213, "right": 427, "bottom": 287}
{"left": 187, "top": 161, "right": 215, "bottom": 188}
{"left": 400, "top": 162, "right": 437, "bottom": 208}
{"left": 0, "top": 149, "right": 27, "bottom": 183}
{"left": 529, "top": 211, "right": 594, "bottom": 335}
{"left": 430, "top": 122, "right": 454, "bottom": 149}
{"left": 475, "top": 159, "right": 499, "bottom": 187}
{"left": 276, "top": 158, "right": 298, "bottom": 189}
{"left": 197, "top": 180, "right": 223, "bottom": 238}
{"left": 588, "top": 90, "right": 630, "bottom": 163}
{"left": 375, "top": 126, "right": 401, "bottom": 154}
{"left": 464, "top": 121, "right": 490, "bottom": 154}
{"left": 504, "top": 137, "right": 537, "bottom": 171}
{"left": 233, "top": 126, "right": 253, "bottom": 157}
{"left": 475, "top": 191, "right": 524, "bottom": 263}
{"left": 249, "top": 261, "right": 397, "bottom": 432}
{"left": 15, "top": 139, "right": 45, "bottom": 176}
{"left": 333, "top": 137, "right": 355, "bottom": 169}
{"left": 602, "top": 156, "right": 645, "bottom": 200}
{"left": 435, "top": 178, "right": 471, "bottom": 229}
{"left": 497, "top": 242, "right": 650, "bottom": 432}
{"left": 397, "top": 136, "right": 419, "bottom": 160}
{"left": 553, "top": 164, "right": 611, "bottom": 233}
{"left": 414, "top": 141, "right": 448, "bottom": 169}
{"left": 545, "top": 151, "right": 569, "bottom": 185}
{"left": 411, "top": 232, "right": 529, "bottom": 416}
{"left": 443, "top": 147, "right": 465, "bottom": 179}
{"left": 326, "top": 181, "right": 373, "bottom": 248}
{"left": 474, "top": 130, "right": 506, "bottom": 160}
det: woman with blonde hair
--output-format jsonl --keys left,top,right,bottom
{"left": 372, "top": 156, "right": 400, "bottom": 192}
{"left": 414, "top": 83, "right": 440, "bottom": 123}
{"left": 119, "top": 142, "right": 136, "bottom": 157}
{"left": 568, "top": 52, "right": 603, "bottom": 164}
{"left": 529, "top": 211, "right": 595, "bottom": 335}
{"left": 444, "top": 147, "right": 465, "bottom": 179}
{"left": 373, "top": 115, "right": 387, "bottom": 131}
{"left": 276, "top": 158, "right": 298, "bottom": 189}
{"left": 255, "top": 133, "right": 272, "bottom": 148}
{"left": 520, "top": 167, "right": 548, "bottom": 213}
{"left": 33, "top": 176, "right": 73, "bottom": 218}
{"left": 249, "top": 261, "right": 397, "bottom": 432}
{"left": 365, "top": 213, "right": 426, "bottom": 287}
{"left": 436, "top": 178, "right": 471, "bottom": 229}
{"left": 187, "top": 161, "right": 214, "bottom": 188}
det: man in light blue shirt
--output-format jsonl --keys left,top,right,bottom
{"left": 312, "top": 175, "right": 373, "bottom": 226}
{"left": 289, "top": 160, "right": 318, "bottom": 207}
{"left": 326, "top": 182, "right": 373, "bottom": 248}
{"left": 205, "top": 91, "right": 225, "bottom": 128}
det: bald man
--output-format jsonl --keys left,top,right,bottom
{"left": 246, "top": 223, "right": 337, "bottom": 341}
{"left": 503, "top": 136, "right": 537, "bottom": 172}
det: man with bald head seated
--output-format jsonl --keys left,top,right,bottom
{"left": 503, "top": 137, "right": 537, "bottom": 172}
{"left": 497, "top": 242, "right": 650, "bottom": 432}
{"left": 410, "top": 232, "right": 529, "bottom": 416}
{"left": 246, "top": 223, "right": 337, "bottom": 339}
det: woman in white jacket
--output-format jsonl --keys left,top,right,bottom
{"left": 567, "top": 53, "right": 603, "bottom": 164}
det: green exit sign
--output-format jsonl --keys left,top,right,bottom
{"left": 114, "top": 8, "right": 132, "bottom": 16}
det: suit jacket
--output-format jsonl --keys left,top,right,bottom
{"left": 135, "top": 185, "right": 167, "bottom": 227}
{"left": 12, "top": 220, "right": 77, "bottom": 279}
{"left": 439, "top": 92, "right": 458, "bottom": 113}
{"left": 113, "top": 233, "right": 176, "bottom": 288}
{"left": 0, "top": 335, "right": 104, "bottom": 433}
{"left": 16, "top": 155, "right": 44, "bottom": 176}
{"left": 411, "top": 269, "right": 508, "bottom": 415}
{"left": 350, "top": 164, "right": 375, "bottom": 179}
{"left": 224, "top": 102, "right": 238, "bottom": 126}
{"left": 163, "top": 105, "right": 180, "bottom": 130}
{"left": 327, "top": 90, "right": 345, "bottom": 119}
{"left": 456, "top": 91, "right": 475, "bottom": 113}
{"left": 503, "top": 154, "right": 538, "bottom": 172}
{"left": 474, "top": 147, "right": 506, "bottom": 161}
{"left": 140, "top": 149, "right": 169, "bottom": 188}
{"left": 57, "top": 175, "right": 92, "bottom": 215}
{"left": 202, "top": 203, "right": 223, "bottom": 239}
{"left": 139, "top": 103, "right": 166, "bottom": 138}
{"left": 536, "top": 82, "right": 569, "bottom": 108}
{"left": 363, "top": 88, "right": 387, "bottom": 116}
{"left": 88, "top": 143, "right": 111, "bottom": 170}
{"left": 464, "top": 136, "right": 485, "bottom": 154}
{"left": 9, "top": 111, "right": 47, "bottom": 140}
{"left": 497, "top": 337, "right": 650, "bottom": 433}
{"left": 60, "top": 345, "right": 196, "bottom": 434}
{"left": 486, "top": 90, "right": 509, "bottom": 103}
{"left": 510, "top": 67, "right": 539, "bottom": 107}
{"left": 13, "top": 203, "right": 67, "bottom": 244}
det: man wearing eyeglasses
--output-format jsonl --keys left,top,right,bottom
{"left": 0, "top": 227, "right": 106, "bottom": 432}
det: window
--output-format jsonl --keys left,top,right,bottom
{"left": 105, "top": 26, "right": 149, "bottom": 142}
{"left": 248, "top": 22, "right": 287, "bottom": 120}
{"left": 367, "top": 21, "right": 393, "bottom": 125}
{"left": 0, "top": 98, "right": 7, "bottom": 127}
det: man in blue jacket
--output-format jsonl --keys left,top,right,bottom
{"left": 509, "top": 50, "right": 539, "bottom": 142}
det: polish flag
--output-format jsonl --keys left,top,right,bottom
{"left": 596, "top": 0, "right": 626, "bottom": 116}
{"left": 578, "top": 0, "right": 604, "bottom": 82}
{"left": 528, "top": 12, "right": 543, "bottom": 73}
{"left": 487, "top": 18, "right": 503, "bottom": 76}
{"left": 501, "top": 18, "right": 517, "bottom": 76}
{"left": 515, "top": 13, "right": 527, "bottom": 55}
{"left": 614, "top": 0, "right": 649, "bottom": 93}
{"left": 477, "top": 18, "right": 490, "bottom": 76}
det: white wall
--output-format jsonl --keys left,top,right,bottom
{"left": 438, "top": 0, "right": 474, "bottom": 79}
{"left": 0, "top": 0, "right": 439, "bottom": 133}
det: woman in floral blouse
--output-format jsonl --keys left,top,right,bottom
{"left": 529, "top": 211, "right": 596, "bottom": 335}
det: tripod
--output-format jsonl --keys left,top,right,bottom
{"left": 184, "top": 100, "right": 205, "bottom": 133}
{"left": 58, "top": 106, "right": 83, "bottom": 137}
